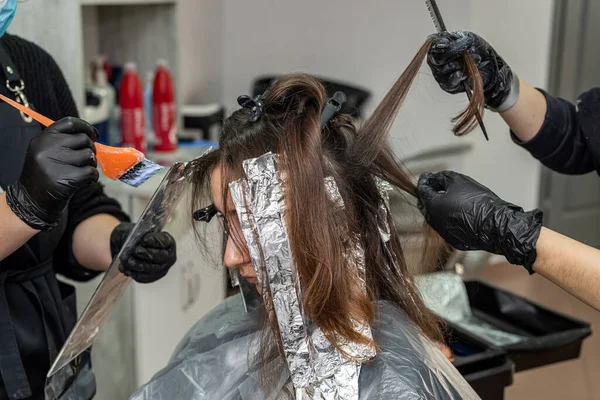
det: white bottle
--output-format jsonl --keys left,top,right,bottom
{"left": 92, "top": 67, "right": 118, "bottom": 146}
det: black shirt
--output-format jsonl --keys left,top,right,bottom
{"left": 512, "top": 88, "right": 600, "bottom": 175}
{"left": 0, "top": 33, "right": 130, "bottom": 277}
{"left": 0, "top": 33, "right": 129, "bottom": 399}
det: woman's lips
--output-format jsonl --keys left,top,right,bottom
{"left": 239, "top": 265, "right": 257, "bottom": 284}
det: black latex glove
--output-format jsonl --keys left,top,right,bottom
{"left": 6, "top": 117, "right": 99, "bottom": 231}
{"left": 417, "top": 171, "right": 543, "bottom": 273}
{"left": 110, "top": 222, "right": 177, "bottom": 283}
{"left": 427, "top": 31, "right": 514, "bottom": 110}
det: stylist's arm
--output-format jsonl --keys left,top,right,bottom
{"left": 0, "top": 117, "right": 98, "bottom": 261}
{"left": 418, "top": 171, "right": 600, "bottom": 311}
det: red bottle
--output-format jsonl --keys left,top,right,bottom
{"left": 119, "top": 63, "right": 146, "bottom": 153}
{"left": 152, "top": 60, "right": 177, "bottom": 152}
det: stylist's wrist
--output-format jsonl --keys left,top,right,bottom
{"left": 499, "top": 81, "right": 547, "bottom": 142}
{"left": 1, "top": 192, "right": 39, "bottom": 235}
{"left": 490, "top": 73, "right": 520, "bottom": 113}
{"left": 499, "top": 208, "right": 543, "bottom": 274}
{"left": 530, "top": 227, "right": 550, "bottom": 273}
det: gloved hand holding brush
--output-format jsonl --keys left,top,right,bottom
{"left": 6, "top": 117, "right": 100, "bottom": 231}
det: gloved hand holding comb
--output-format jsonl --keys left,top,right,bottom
{"left": 427, "top": 31, "right": 519, "bottom": 112}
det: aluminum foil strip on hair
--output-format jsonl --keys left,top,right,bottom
{"left": 230, "top": 153, "right": 370, "bottom": 398}
{"left": 375, "top": 178, "right": 394, "bottom": 243}
{"left": 230, "top": 154, "right": 314, "bottom": 389}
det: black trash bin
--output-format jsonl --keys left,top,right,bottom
{"left": 464, "top": 280, "right": 592, "bottom": 372}
{"left": 446, "top": 323, "right": 514, "bottom": 400}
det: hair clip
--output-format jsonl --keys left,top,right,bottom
{"left": 193, "top": 203, "right": 218, "bottom": 223}
{"left": 237, "top": 94, "right": 264, "bottom": 122}
{"left": 320, "top": 91, "right": 347, "bottom": 128}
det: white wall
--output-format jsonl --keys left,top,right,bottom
{"left": 222, "top": 0, "right": 470, "bottom": 153}
{"left": 177, "top": 0, "right": 223, "bottom": 104}
{"left": 9, "top": 0, "right": 84, "bottom": 110}
{"left": 220, "top": 0, "right": 555, "bottom": 210}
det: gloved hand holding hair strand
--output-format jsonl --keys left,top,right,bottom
{"left": 417, "top": 171, "right": 543, "bottom": 273}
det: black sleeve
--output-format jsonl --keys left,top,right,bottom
{"left": 42, "top": 52, "right": 132, "bottom": 281}
{"left": 510, "top": 88, "right": 600, "bottom": 175}
{"left": 53, "top": 183, "right": 131, "bottom": 281}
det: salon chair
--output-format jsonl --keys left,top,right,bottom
{"left": 252, "top": 75, "right": 371, "bottom": 118}
{"left": 180, "top": 104, "right": 225, "bottom": 142}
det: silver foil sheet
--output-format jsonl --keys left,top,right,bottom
{"left": 231, "top": 153, "right": 314, "bottom": 388}
{"left": 46, "top": 148, "right": 216, "bottom": 398}
{"left": 376, "top": 178, "right": 394, "bottom": 243}
{"left": 230, "top": 152, "right": 374, "bottom": 398}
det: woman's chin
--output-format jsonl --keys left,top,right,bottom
{"left": 244, "top": 276, "right": 258, "bottom": 285}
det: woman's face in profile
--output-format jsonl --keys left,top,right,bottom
{"left": 211, "top": 166, "right": 257, "bottom": 284}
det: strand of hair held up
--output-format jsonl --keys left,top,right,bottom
{"left": 452, "top": 54, "right": 486, "bottom": 136}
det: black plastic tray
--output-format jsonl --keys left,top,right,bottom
{"left": 446, "top": 323, "right": 514, "bottom": 400}
{"left": 464, "top": 280, "right": 592, "bottom": 372}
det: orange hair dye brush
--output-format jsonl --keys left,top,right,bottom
{"left": 0, "top": 93, "right": 162, "bottom": 187}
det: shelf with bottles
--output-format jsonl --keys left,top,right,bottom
{"left": 81, "top": 1, "right": 179, "bottom": 151}
{"left": 81, "top": 3, "right": 177, "bottom": 85}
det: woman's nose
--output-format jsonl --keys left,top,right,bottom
{"left": 223, "top": 235, "right": 248, "bottom": 268}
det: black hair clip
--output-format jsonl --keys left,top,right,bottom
{"left": 193, "top": 204, "right": 218, "bottom": 223}
{"left": 320, "top": 91, "right": 347, "bottom": 128}
{"left": 237, "top": 94, "right": 264, "bottom": 122}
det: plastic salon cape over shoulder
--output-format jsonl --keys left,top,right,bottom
{"left": 131, "top": 294, "right": 479, "bottom": 400}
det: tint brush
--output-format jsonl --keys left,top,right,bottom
{"left": 0, "top": 93, "right": 162, "bottom": 187}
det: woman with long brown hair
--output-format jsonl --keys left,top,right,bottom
{"left": 131, "top": 42, "right": 483, "bottom": 399}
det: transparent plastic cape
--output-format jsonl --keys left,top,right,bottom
{"left": 130, "top": 294, "right": 480, "bottom": 400}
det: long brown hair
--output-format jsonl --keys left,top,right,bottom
{"left": 190, "top": 39, "right": 483, "bottom": 357}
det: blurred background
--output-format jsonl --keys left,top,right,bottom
{"left": 9, "top": 0, "right": 599, "bottom": 399}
